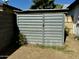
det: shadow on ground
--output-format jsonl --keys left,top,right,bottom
{"left": 0, "top": 14, "right": 21, "bottom": 59}
{"left": 64, "top": 30, "right": 68, "bottom": 43}
{"left": 0, "top": 43, "right": 20, "bottom": 59}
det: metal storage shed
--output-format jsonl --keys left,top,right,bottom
{"left": 16, "top": 9, "right": 68, "bottom": 46}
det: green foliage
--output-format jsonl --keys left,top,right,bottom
{"left": 30, "top": 0, "right": 63, "bottom": 9}
{"left": 31, "top": 0, "right": 55, "bottom": 9}
{"left": 18, "top": 33, "right": 26, "bottom": 45}
{"left": 55, "top": 4, "right": 63, "bottom": 9}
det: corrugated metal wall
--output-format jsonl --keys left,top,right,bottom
{"left": 17, "top": 13, "right": 64, "bottom": 46}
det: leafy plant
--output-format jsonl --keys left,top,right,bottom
{"left": 18, "top": 33, "right": 26, "bottom": 45}
{"left": 31, "top": 0, "right": 55, "bottom": 9}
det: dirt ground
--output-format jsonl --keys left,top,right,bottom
{"left": 7, "top": 35, "right": 79, "bottom": 59}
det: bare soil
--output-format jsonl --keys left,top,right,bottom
{"left": 7, "top": 35, "right": 79, "bottom": 59}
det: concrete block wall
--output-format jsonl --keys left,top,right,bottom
{"left": 65, "top": 15, "right": 73, "bottom": 35}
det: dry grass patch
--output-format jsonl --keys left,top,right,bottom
{"left": 8, "top": 35, "right": 79, "bottom": 59}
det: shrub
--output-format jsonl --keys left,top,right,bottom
{"left": 18, "top": 33, "right": 26, "bottom": 46}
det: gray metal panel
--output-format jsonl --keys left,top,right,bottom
{"left": 17, "top": 13, "right": 64, "bottom": 46}
{"left": 44, "top": 14, "right": 64, "bottom": 45}
{"left": 17, "top": 14, "right": 43, "bottom": 44}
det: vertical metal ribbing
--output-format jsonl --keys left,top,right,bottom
{"left": 63, "top": 14, "right": 65, "bottom": 44}
{"left": 42, "top": 14, "right": 45, "bottom": 45}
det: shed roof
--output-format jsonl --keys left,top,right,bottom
{"left": 16, "top": 9, "right": 69, "bottom": 14}
{"left": 68, "top": 0, "right": 79, "bottom": 10}
{"left": 0, "top": 3, "right": 22, "bottom": 11}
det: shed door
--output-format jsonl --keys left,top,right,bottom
{"left": 17, "top": 13, "right": 64, "bottom": 45}
{"left": 44, "top": 14, "right": 64, "bottom": 45}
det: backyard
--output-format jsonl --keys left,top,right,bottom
{"left": 7, "top": 35, "right": 79, "bottom": 59}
